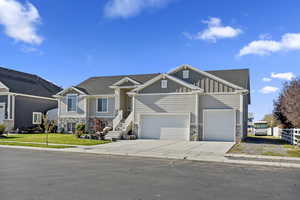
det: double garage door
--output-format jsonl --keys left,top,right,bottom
{"left": 139, "top": 109, "right": 236, "bottom": 142}
{"left": 140, "top": 114, "right": 190, "bottom": 141}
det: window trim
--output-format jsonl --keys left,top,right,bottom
{"left": 96, "top": 97, "right": 109, "bottom": 113}
{"left": 32, "top": 112, "right": 42, "bottom": 125}
{"left": 66, "top": 94, "right": 78, "bottom": 113}
{"left": 161, "top": 79, "right": 168, "bottom": 88}
{"left": 183, "top": 70, "right": 189, "bottom": 79}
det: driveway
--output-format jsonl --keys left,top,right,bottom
{"left": 75, "top": 140, "right": 234, "bottom": 160}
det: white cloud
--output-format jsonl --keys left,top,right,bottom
{"left": 259, "top": 86, "right": 279, "bottom": 94}
{"left": 0, "top": 0, "right": 43, "bottom": 45}
{"left": 239, "top": 33, "right": 300, "bottom": 56}
{"left": 185, "top": 17, "right": 242, "bottom": 42}
{"left": 271, "top": 72, "right": 295, "bottom": 81}
{"left": 262, "top": 77, "right": 272, "bottom": 82}
{"left": 104, "top": 0, "right": 172, "bottom": 18}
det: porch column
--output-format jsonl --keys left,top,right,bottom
{"left": 114, "top": 88, "right": 121, "bottom": 112}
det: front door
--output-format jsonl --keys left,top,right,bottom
{"left": 0, "top": 103, "right": 5, "bottom": 124}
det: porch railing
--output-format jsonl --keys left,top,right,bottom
{"left": 281, "top": 129, "right": 300, "bottom": 145}
{"left": 113, "top": 110, "right": 123, "bottom": 131}
{"left": 122, "top": 112, "right": 133, "bottom": 134}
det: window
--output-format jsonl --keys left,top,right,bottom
{"left": 67, "top": 122, "right": 76, "bottom": 133}
{"left": 67, "top": 95, "right": 77, "bottom": 112}
{"left": 32, "top": 112, "right": 42, "bottom": 125}
{"left": 161, "top": 80, "right": 168, "bottom": 88}
{"left": 183, "top": 70, "right": 189, "bottom": 79}
{"left": 97, "top": 98, "right": 108, "bottom": 112}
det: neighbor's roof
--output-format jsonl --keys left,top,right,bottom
{"left": 76, "top": 73, "right": 161, "bottom": 94}
{"left": 0, "top": 66, "right": 62, "bottom": 98}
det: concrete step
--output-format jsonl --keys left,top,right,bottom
{"left": 105, "top": 131, "right": 123, "bottom": 140}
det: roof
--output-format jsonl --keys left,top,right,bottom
{"left": 0, "top": 67, "right": 62, "bottom": 98}
{"left": 206, "top": 68, "right": 250, "bottom": 91}
{"left": 76, "top": 73, "right": 161, "bottom": 94}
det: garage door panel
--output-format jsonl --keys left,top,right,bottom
{"left": 140, "top": 114, "right": 189, "bottom": 140}
{"left": 203, "top": 109, "right": 235, "bottom": 142}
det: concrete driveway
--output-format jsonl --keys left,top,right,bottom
{"left": 76, "top": 140, "right": 234, "bottom": 160}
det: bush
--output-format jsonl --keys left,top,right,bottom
{"left": 0, "top": 124, "right": 6, "bottom": 135}
{"left": 75, "top": 123, "right": 85, "bottom": 138}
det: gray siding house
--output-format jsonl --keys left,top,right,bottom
{"left": 55, "top": 65, "right": 250, "bottom": 142}
{"left": 0, "top": 67, "right": 62, "bottom": 131}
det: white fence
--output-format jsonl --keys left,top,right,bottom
{"left": 281, "top": 129, "right": 300, "bottom": 145}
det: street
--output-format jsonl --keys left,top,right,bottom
{"left": 0, "top": 148, "right": 299, "bottom": 200}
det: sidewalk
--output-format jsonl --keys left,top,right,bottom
{"left": 1, "top": 144, "right": 300, "bottom": 169}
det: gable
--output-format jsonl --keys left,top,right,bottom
{"left": 0, "top": 81, "right": 9, "bottom": 92}
{"left": 56, "top": 87, "right": 84, "bottom": 96}
{"left": 139, "top": 77, "right": 193, "bottom": 94}
{"left": 170, "top": 67, "right": 237, "bottom": 93}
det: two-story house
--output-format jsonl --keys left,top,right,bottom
{"left": 54, "top": 65, "right": 250, "bottom": 142}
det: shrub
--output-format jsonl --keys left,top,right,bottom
{"left": 0, "top": 124, "right": 6, "bottom": 135}
{"left": 75, "top": 123, "right": 86, "bottom": 138}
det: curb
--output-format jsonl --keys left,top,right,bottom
{"left": 1, "top": 145, "right": 300, "bottom": 169}
{"left": 226, "top": 153, "right": 300, "bottom": 161}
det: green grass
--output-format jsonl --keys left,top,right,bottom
{"left": 0, "top": 134, "right": 111, "bottom": 146}
{"left": 262, "top": 151, "right": 285, "bottom": 157}
{"left": 0, "top": 141, "right": 73, "bottom": 149}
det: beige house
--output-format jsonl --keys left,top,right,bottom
{"left": 54, "top": 64, "right": 250, "bottom": 143}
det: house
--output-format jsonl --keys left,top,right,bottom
{"left": 54, "top": 64, "right": 250, "bottom": 142}
{"left": 0, "top": 67, "right": 62, "bottom": 131}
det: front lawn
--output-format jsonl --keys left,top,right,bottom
{"left": 0, "top": 134, "right": 111, "bottom": 146}
{"left": 229, "top": 135, "right": 300, "bottom": 158}
{"left": 0, "top": 141, "right": 73, "bottom": 149}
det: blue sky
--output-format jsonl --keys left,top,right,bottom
{"left": 0, "top": 0, "right": 300, "bottom": 120}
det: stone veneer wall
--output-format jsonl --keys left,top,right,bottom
{"left": 58, "top": 118, "right": 86, "bottom": 133}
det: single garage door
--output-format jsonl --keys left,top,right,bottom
{"left": 203, "top": 109, "right": 235, "bottom": 142}
{"left": 140, "top": 114, "right": 190, "bottom": 140}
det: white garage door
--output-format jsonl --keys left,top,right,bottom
{"left": 203, "top": 109, "right": 235, "bottom": 142}
{"left": 140, "top": 114, "right": 190, "bottom": 140}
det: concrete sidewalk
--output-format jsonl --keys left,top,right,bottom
{"left": 1, "top": 140, "right": 300, "bottom": 168}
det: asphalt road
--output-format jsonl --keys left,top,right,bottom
{"left": 0, "top": 148, "right": 299, "bottom": 200}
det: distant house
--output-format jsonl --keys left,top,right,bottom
{"left": 0, "top": 67, "right": 62, "bottom": 131}
{"left": 55, "top": 64, "right": 250, "bottom": 143}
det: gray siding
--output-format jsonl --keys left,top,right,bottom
{"left": 88, "top": 97, "right": 115, "bottom": 118}
{"left": 59, "top": 95, "right": 86, "bottom": 117}
{"left": 171, "top": 69, "right": 236, "bottom": 93}
{"left": 139, "top": 78, "right": 191, "bottom": 94}
{"left": 198, "top": 94, "right": 241, "bottom": 140}
{"left": 15, "top": 96, "right": 57, "bottom": 129}
{"left": 0, "top": 95, "right": 8, "bottom": 119}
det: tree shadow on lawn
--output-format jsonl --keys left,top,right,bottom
{"left": 244, "top": 136, "right": 289, "bottom": 145}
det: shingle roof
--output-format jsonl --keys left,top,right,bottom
{"left": 0, "top": 67, "right": 62, "bottom": 98}
{"left": 76, "top": 73, "right": 161, "bottom": 94}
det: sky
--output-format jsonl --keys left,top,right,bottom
{"left": 0, "top": 0, "right": 300, "bottom": 121}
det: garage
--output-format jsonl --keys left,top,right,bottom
{"left": 139, "top": 113, "right": 190, "bottom": 140}
{"left": 203, "top": 109, "right": 236, "bottom": 142}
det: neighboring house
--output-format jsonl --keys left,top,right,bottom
{"left": 248, "top": 112, "right": 254, "bottom": 135}
{"left": 0, "top": 67, "right": 62, "bottom": 131}
{"left": 55, "top": 65, "right": 250, "bottom": 142}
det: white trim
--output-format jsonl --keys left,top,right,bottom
{"left": 131, "top": 74, "right": 202, "bottom": 93}
{"left": 0, "top": 92, "right": 57, "bottom": 101}
{"left": 66, "top": 94, "right": 78, "bottom": 113}
{"left": 112, "top": 77, "right": 141, "bottom": 86}
{"left": 161, "top": 79, "right": 168, "bottom": 88}
{"left": 138, "top": 112, "right": 191, "bottom": 141}
{"left": 168, "top": 64, "right": 245, "bottom": 90}
{"left": 12, "top": 95, "right": 15, "bottom": 120}
{"left": 96, "top": 97, "right": 109, "bottom": 113}
{"left": 88, "top": 115, "right": 115, "bottom": 118}
{"left": 202, "top": 109, "right": 236, "bottom": 142}
{"left": 7, "top": 94, "right": 11, "bottom": 120}
{"left": 240, "top": 94, "right": 244, "bottom": 139}
{"left": 32, "top": 112, "right": 42, "bottom": 125}
{"left": 128, "top": 91, "right": 202, "bottom": 96}
{"left": 0, "top": 81, "right": 9, "bottom": 91}
{"left": 183, "top": 70, "right": 189, "bottom": 79}
{"left": 87, "top": 94, "right": 115, "bottom": 98}
{"left": 56, "top": 86, "right": 86, "bottom": 96}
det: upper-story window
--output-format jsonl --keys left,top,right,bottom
{"left": 183, "top": 70, "right": 189, "bottom": 79}
{"left": 67, "top": 94, "right": 77, "bottom": 112}
{"left": 161, "top": 80, "right": 168, "bottom": 88}
{"left": 97, "top": 98, "right": 108, "bottom": 112}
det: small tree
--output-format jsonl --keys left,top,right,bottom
{"left": 274, "top": 77, "right": 300, "bottom": 128}
{"left": 0, "top": 124, "right": 6, "bottom": 136}
{"left": 75, "top": 123, "right": 85, "bottom": 138}
{"left": 262, "top": 114, "right": 280, "bottom": 128}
